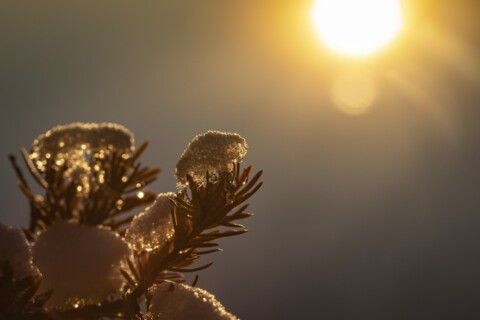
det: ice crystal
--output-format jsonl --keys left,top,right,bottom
{"left": 31, "top": 221, "right": 131, "bottom": 309}
{"left": 30, "top": 122, "right": 135, "bottom": 194}
{"left": 176, "top": 130, "right": 248, "bottom": 188}
{"left": 0, "top": 223, "right": 35, "bottom": 279}
{"left": 125, "top": 193, "right": 175, "bottom": 252}
{"left": 146, "top": 283, "right": 238, "bottom": 320}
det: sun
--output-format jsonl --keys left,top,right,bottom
{"left": 311, "top": 0, "right": 404, "bottom": 57}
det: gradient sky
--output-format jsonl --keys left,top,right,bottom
{"left": 1, "top": 1, "right": 480, "bottom": 319}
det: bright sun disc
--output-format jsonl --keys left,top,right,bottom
{"left": 312, "top": 0, "right": 404, "bottom": 57}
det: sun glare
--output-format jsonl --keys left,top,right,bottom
{"left": 312, "top": 0, "right": 404, "bottom": 57}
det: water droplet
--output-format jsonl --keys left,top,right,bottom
{"left": 116, "top": 199, "right": 124, "bottom": 210}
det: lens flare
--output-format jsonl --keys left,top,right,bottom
{"left": 332, "top": 72, "right": 377, "bottom": 116}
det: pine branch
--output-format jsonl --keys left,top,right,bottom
{"left": 54, "top": 164, "right": 262, "bottom": 319}
{"left": 9, "top": 142, "right": 160, "bottom": 233}
{"left": 126, "top": 165, "right": 262, "bottom": 308}
{"left": 8, "top": 126, "right": 262, "bottom": 320}
{"left": 0, "top": 262, "right": 53, "bottom": 320}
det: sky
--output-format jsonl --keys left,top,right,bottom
{"left": 1, "top": 1, "right": 480, "bottom": 319}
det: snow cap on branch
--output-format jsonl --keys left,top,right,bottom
{"left": 29, "top": 122, "right": 135, "bottom": 195}
{"left": 176, "top": 130, "right": 247, "bottom": 188}
{"left": 32, "top": 221, "right": 131, "bottom": 309}
{"left": 146, "top": 282, "right": 238, "bottom": 320}
{"left": 125, "top": 193, "right": 175, "bottom": 252}
{"left": 0, "top": 223, "right": 36, "bottom": 279}
{"left": 31, "top": 122, "right": 134, "bottom": 158}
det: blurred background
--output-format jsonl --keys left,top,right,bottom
{"left": 1, "top": 0, "right": 479, "bottom": 319}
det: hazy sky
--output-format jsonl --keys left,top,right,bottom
{"left": 1, "top": 1, "right": 480, "bottom": 319}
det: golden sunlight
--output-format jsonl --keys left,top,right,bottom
{"left": 311, "top": 0, "right": 404, "bottom": 57}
